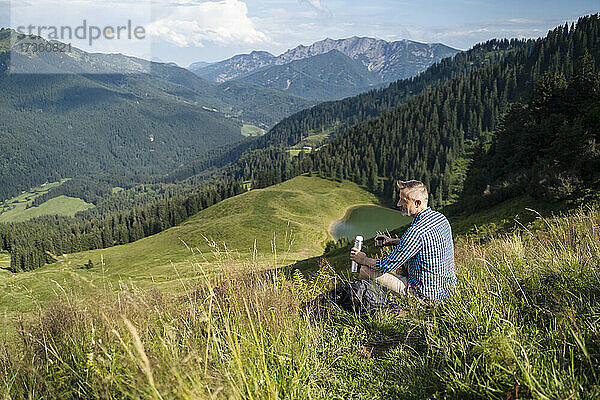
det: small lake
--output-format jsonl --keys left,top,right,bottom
{"left": 329, "top": 205, "right": 412, "bottom": 241}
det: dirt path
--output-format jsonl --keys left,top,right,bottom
{"left": 65, "top": 269, "right": 98, "bottom": 289}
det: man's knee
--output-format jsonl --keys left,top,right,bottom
{"left": 359, "top": 265, "right": 372, "bottom": 280}
{"left": 358, "top": 266, "right": 405, "bottom": 294}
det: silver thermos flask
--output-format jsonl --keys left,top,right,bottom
{"left": 351, "top": 235, "right": 363, "bottom": 273}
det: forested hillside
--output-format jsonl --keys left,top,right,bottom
{"left": 458, "top": 51, "right": 600, "bottom": 209}
{"left": 5, "top": 29, "right": 313, "bottom": 128}
{"left": 0, "top": 179, "right": 245, "bottom": 271}
{"left": 0, "top": 66, "right": 241, "bottom": 200}
{"left": 0, "top": 29, "right": 312, "bottom": 200}
{"left": 261, "top": 38, "right": 526, "bottom": 148}
{"left": 162, "top": 37, "right": 528, "bottom": 183}
{"left": 237, "top": 16, "right": 600, "bottom": 207}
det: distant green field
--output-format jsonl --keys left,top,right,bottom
{"left": 287, "top": 149, "right": 303, "bottom": 158}
{"left": 0, "top": 176, "right": 377, "bottom": 314}
{"left": 241, "top": 123, "right": 266, "bottom": 137}
{"left": 287, "top": 124, "right": 339, "bottom": 158}
{"left": 0, "top": 195, "right": 94, "bottom": 222}
{"left": 0, "top": 252, "right": 10, "bottom": 270}
{"left": 1, "top": 180, "right": 63, "bottom": 208}
{"left": 0, "top": 180, "right": 94, "bottom": 222}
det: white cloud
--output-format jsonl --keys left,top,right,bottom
{"left": 506, "top": 18, "right": 541, "bottom": 24}
{"left": 397, "top": 16, "right": 575, "bottom": 50}
{"left": 300, "top": 0, "right": 328, "bottom": 13}
{"left": 147, "top": 0, "right": 269, "bottom": 47}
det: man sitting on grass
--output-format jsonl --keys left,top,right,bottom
{"left": 350, "top": 180, "right": 457, "bottom": 305}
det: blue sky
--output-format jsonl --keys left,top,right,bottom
{"left": 3, "top": 0, "right": 599, "bottom": 67}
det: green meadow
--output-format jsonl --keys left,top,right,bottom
{"left": 287, "top": 125, "right": 339, "bottom": 158}
{"left": 1, "top": 198, "right": 598, "bottom": 398}
{"left": 0, "top": 252, "right": 9, "bottom": 271}
{"left": 1, "top": 177, "right": 599, "bottom": 399}
{"left": 0, "top": 180, "right": 94, "bottom": 223}
{"left": 241, "top": 123, "right": 266, "bottom": 137}
{"left": 0, "top": 176, "right": 377, "bottom": 315}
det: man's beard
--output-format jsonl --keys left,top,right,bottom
{"left": 401, "top": 208, "right": 410, "bottom": 217}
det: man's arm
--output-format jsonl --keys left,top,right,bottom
{"left": 350, "top": 227, "right": 421, "bottom": 273}
{"left": 375, "top": 227, "right": 421, "bottom": 273}
{"left": 349, "top": 248, "right": 376, "bottom": 267}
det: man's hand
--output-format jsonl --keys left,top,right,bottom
{"left": 375, "top": 234, "right": 397, "bottom": 247}
{"left": 350, "top": 247, "right": 377, "bottom": 267}
{"left": 350, "top": 247, "right": 367, "bottom": 264}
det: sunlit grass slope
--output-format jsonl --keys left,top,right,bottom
{"left": 0, "top": 176, "right": 377, "bottom": 314}
{"left": 0, "top": 179, "right": 94, "bottom": 223}
{"left": 1, "top": 206, "right": 598, "bottom": 399}
{"left": 241, "top": 123, "right": 266, "bottom": 136}
{"left": 0, "top": 195, "right": 94, "bottom": 223}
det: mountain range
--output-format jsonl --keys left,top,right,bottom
{"left": 190, "top": 36, "right": 460, "bottom": 84}
{"left": 236, "top": 50, "right": 385, "bottom": 101}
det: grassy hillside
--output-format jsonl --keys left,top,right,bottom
{"left": 241, "top": 124, "right": 266, "bottom": 137}
{"left": 0, "top": 180, "right": 63, "bottom": 212}
{"left": 0, "top": 176, "right": 377, "bottom": 314}
{"left": 0, "top": 195, "right": 93, "bottom": 223}
{"left": 1, "top": 204, "right": 597, "bottom": 398}
{"left": 0, "top": 180, "right": 94, "bottom": 222}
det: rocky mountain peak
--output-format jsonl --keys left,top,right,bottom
{"left": 191, "top": 36, "right": 460, "bottom": 84}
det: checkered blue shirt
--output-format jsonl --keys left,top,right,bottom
{"left": 375, "top": 207, "right": 457, "bottom": 302}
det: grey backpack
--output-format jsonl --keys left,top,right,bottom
{"left": 335, "top": 279, "right": 390, "bottom": 312}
